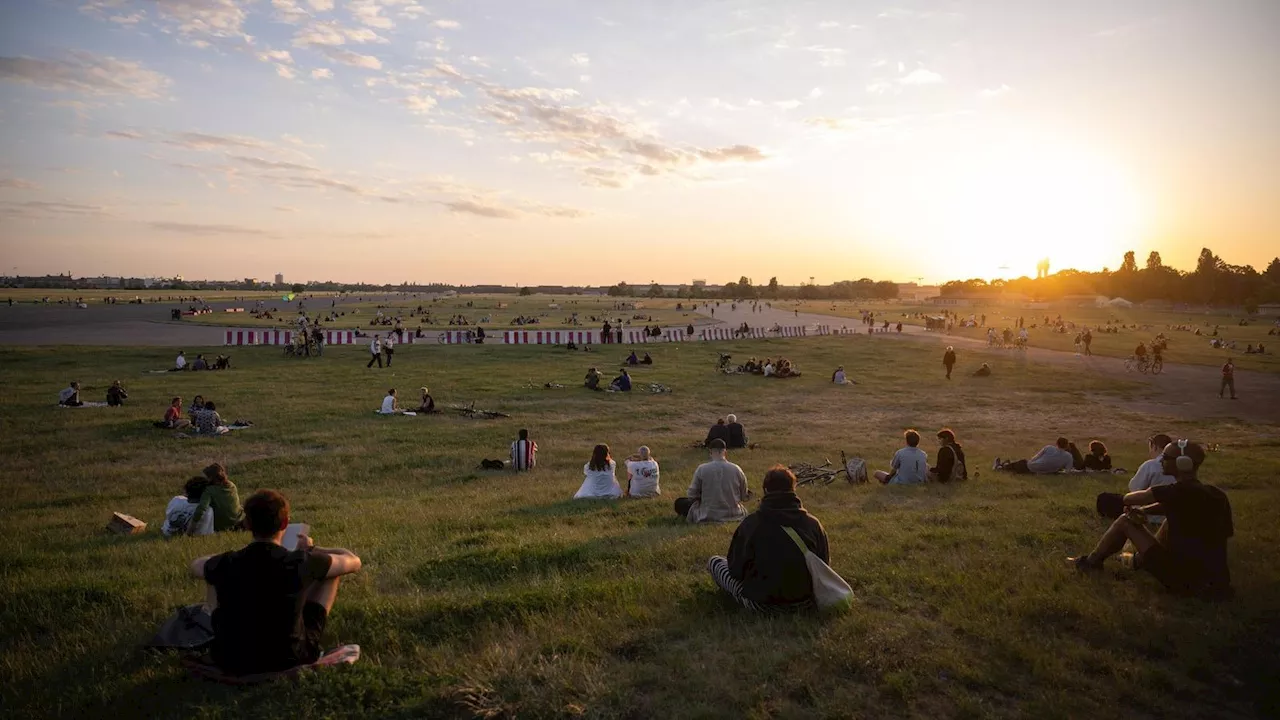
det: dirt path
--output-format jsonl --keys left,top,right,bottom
{"left": 695, "top": 301, "right": 1280, "bottom": 426}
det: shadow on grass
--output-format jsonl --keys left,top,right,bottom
{"left": 411, "top": 540, "right": 615, "bottom": 588}
{"left": 505, "top": 497, "right": 619, "bottom": 518}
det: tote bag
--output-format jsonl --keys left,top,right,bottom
{"left": 782, "top": 527, "right": 854, "bottom": 610}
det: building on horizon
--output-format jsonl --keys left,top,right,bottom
{"left": 275, "top": 273, "right": 284, "bottom": 286}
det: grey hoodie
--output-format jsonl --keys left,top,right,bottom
{"left": 1028, "top": 445, "right": 1073, "bottom": 474}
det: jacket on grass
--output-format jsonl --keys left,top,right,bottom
{"left": 727, "top": 491, "right": 829, "bottom": 605}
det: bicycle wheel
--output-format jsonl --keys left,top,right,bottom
{"left": 1123, "top": 358, "right": 1135, "bottom": 372}
{"left": 1151, "top": 357, "right": 1163, "bottom": 375}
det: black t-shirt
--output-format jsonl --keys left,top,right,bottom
{"left": 1150, "top": 482, "right": 1233, "bottom": 595}
{"left": 205, "top": 542, "right": 333, "bottom": 674}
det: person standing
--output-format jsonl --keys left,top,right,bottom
{"left": 382, "top": 332, "right": 395, "bottom": 367}
{"left": 1083, "top": 328, "right": 1093, "bottom": 356}
{"left": 675, "top": 439, "right": 749, "bottom": 523}
{"left": 942, "top": 346, "right": 957, "bottom": 380}
{"left": 366, "top": 334, "right": 382, "bottom": 368}
{"left": 1220, "top": 358, "right": 1236, "bottom": 399}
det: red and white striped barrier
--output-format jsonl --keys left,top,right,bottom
{"left": 222, "top": 329, "right": 357, "bottom": 345}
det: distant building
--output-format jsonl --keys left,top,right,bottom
{"left": 275, "top": 273, "right": 284, "bottom": 286}
{"left": 692, "top": 279, "right": 706, "bottom": 288}
{"left": 896, "top": 283, "right": 940, "bottom": 302}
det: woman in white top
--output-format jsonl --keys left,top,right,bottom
{"left": 379, "top": 388, "right": 399, "bottom": 414}
{"left": 574, "top": 444, "right": 622, "bottom": 499}
{"left": 163, "top": 476, "right": 216, "bottom": 538}
{"left": 625, "top": 446, "right": 661, "bottom": 497}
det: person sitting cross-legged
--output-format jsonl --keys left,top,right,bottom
{"left": 625, "top": 446, "right": 661, "bottom": 498}
{"left": 511, "top": 428, "right": 538, "bottom": 471}
{"left": 707, "top": 465, "right": 829, "bottom": 612}
{"left": 416, "top": 387, "right": 436, "bottom": 414}
{"left": 1069, "top": 440, "right": 1233, "bottom": 600}
{"left": 189, "top": 489, "right": 362, "bottom": 676}
{"left": 574, "top": 444, "right": 622, "bottom": 499}
{"left": 106, "top": 380, "right": 128, "bottom": 406}
{"left": 584, "top": 367, "right": 602, "bottom": 391}
{"left": 726, "top": 414, "right": 748, "bottom": 449}
{"left": 609, "top": 368, "right": 632, "bottom": 391}
{"left": 58, "top": 381, "right": 83, "bottom": 407}
{"left": 994, "top": 437, "right": 1074, "bottom": 475}
{"left": 1083, "top": 440, "right": 1112, "bottom": 471}
{"left": 379, "top": 388, "right": 400, "bottom": 414}
{"left": 874, "top": 429, "right": 928, "bottom": 485}
{"left": 191, "top": 462, "right": 245, "bottom": 532}
{"left": 675, "top": 439, "right": 750, "bottom": 523}
{"left": 704, "top": 418, "right": 730, "bottom": 447}
{"left": 163, "top": 476, "right": 215, "bottom": 538}
{"left": 159, "top": 396, "right": 192, "bottom": 429}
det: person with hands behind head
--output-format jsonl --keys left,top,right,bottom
{"left": 189, "top": 489, "right": 362, "bottom": 676}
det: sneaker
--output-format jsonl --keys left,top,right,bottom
{"left": 992, "top": 457, "right": 1001, "bottom": 470}
{"left": 1068, "top": 555, "right": 1102, "bottom": 572}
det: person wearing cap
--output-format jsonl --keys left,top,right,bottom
{"left": 707, "top": 465, "right": 829, "bottom": 612}
{"left": 1070, "top": 440, "right": 1233, "bottom": 600}
{"left": 674, "top": 439, "right": 749, "bottom": 523}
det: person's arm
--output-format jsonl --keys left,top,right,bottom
{"left": 189, "top": 554, "right": 214, "bottom": 579}
{"left": 726, "top": 520, "right": 754, "bottom": 579}
{"left": 738, "top": 467, "right": 749, "bottom": 501}
{"left": 686, "top": 469, "right": 702, "bottom": 500}
{"left": 935, "top": 447, "right": 954, "bottom": 480}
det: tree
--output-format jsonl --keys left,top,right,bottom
{"left": 646, "top": 283, "right": 664, "bottom": 298}
{"left": 1120, "top": 251, "right": 1138, "bottom": 274}
{"left": 1146, "top": 251, "right": 1162, "bottom": 271}
{"left": 767, "top": 276, "right": 778, "bottom": 299}
{"left": 606, "top": 282, "right": 629, "bottom": 297}
{"left": 1264, "top": 257, "right": 1280, "bottom": 284}
{"left": 290, "top": 283, "right": 305, "bottom": 294}
{"left": 518, "top": 286, "right": 533, "bottom": 296}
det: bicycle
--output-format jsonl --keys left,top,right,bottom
{"left": 1124, "top": 355, "right": 1152, "bottom": 374}
{"left": 447, "top": 401, "right": 511, "bottom": 419}
{"left": 790, "top": 451, "right": 860, "bottom": 485}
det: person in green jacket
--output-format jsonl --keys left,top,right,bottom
{"left": 190, "top": 463, "right": 245, "bottom": 532}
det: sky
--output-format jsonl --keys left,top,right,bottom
{"left": 1, "top": 0, "right": 1277, "bottom": 286}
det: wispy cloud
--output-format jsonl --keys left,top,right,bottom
{"left": 979, "top": 84, "right": 1012, "bottom": 98}
{"left": 0, "top": 178, "right": 41, "bottom": 190}
{"left": 149, "top": 221, "right": 268, "bottom": 235}
{"left": 432, "top": 19, "right": 460, "bottom": 30}
{"left": 0, "top": 51, "right": 170, "bottom": 98}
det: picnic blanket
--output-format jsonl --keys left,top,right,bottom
{"left": 375, "top": 410, "right": 417, "bottom": 416}
{"left": 56, "top": 402, "right": 109, "bottom": 408}
{"left": 183, "top": 644, "right": 361, "bottom": 685}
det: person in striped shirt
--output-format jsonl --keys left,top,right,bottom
{"left": 511, "top": 429, "right": 538, "bottom": 471}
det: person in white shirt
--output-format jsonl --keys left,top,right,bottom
{"left": 163, "top": 476, "right": 216, "bottom": 538}
{"left": 1124, "top": 433, "right": 1177, "bottom": 524}
{"left": 875, "top": 429, "right": 929, "bottom": 484}
{"left": 995, "top": 437, "right": 1074, "bottom": 474}
{"left": 625, "top": 446, "right": 661, "bottom": 497}
{"left": 575, "top": 444, "right": 622, "bottom": 499}
{"left": 58, "top": 381, "right": 83, "bottom": 406}
{"left": 366, "top": 335, "right": 383, "bottom": 368}
{"left": 511, "top": 429, "right": 538, "bottom": 471}
{"left": 379, "top": 388, "right": 399, "bottom": 414}
{"left": 174, "top": 351, "right": 187, "bottom": 371}
{"left": 382, "top": 332, "right": 396, "bottom": 366}
{"left": 762, "top": 362, "right": 776, "bottom": 377}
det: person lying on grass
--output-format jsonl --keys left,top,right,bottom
{"left": 511, "top": 428, "right": 537, "bottom": 472}
{"left": 574, "top": 444, "right": 622, "bottom": 499}
{"left": 58, "top": 381, "right": 83, "bottom": 407}
{"left": 625, "top": 446, "right": 661, "bottom": 498}
{"left": 973, "top": 363, "right": 992, "bottom": 377}
{"left": 1070, "top": 440, "right": 1233, "bottom": 600}
{"left": 994, "top": 437, "right": 1073, "bottom": 475}
{"left": 190, "top": 489, "right": 362, "bottom": 676}
{"left": 164, "top": 476, "right": 214, "bottom": 538}
{"left": 875, "top": 429, "right": 928, "bottom": 485}
{"left": 190, "top": 463, "right": 245, "bottom": 532}
{"left": 159, "top": 396, "right": 192, "bottom": 429}
{"left": 106, "top": 380, "right": 128, "bottom": 406}
{"left": 707, "top": 465, "right": 829, "bottom": 612}
{"left": 675, "top": 439, "right": 750, "bottom": 523}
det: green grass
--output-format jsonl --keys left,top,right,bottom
{"left": 2, "top": 339, "right": 1278, "bottom": 719}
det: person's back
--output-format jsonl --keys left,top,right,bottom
{"left": 380, "top": 393, "right": 396, "bottom": 414}
{"left": 511, "top": 432, "right": 537, "bottom": 471}
{"left": 705, "top": 421, "right": 730, "bottom": 447}
{"left": 575, "top": 460, "right": 621, "bottom": 498}
{"left": 726, "top": 421, "right": 747, "bottom": 449}
{"left": 728, "top": 480, "right": 828, "bottom": 606}
{"left": 890, "top": 446, "right": 929, "bottom": 484}
{"left": 1129, "top": 457, "right": 1175, "bottom": 492}
{"left": 1029, "top": 444, "right": 1072, "bottom": 473}
{"left": 1151, "top": 480, "right": 1233, "bottom": 597}
{"left": 687, "top": 456, "right": 748, "bottom": 523}
{"left": 626, "top": 457, "right": 661, "bottom": 497}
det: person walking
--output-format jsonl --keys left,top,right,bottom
{"left": 382, "top": 332, "right": 396, "bottom": 367}
{"left": 942, "top": 346, "right": 956, "bottom": 380}
{"left": 1082, "top": 328, "right": 1093, "bottom": 356}
{"left": 366, "top": 334, "right": 383, "bottom": 368}
{"left": 1220, "top": 358, "right": 1236, "bottom": 399}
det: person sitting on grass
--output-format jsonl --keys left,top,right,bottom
{"left": 214, "top": 355, "right": 231, "bottom": 370}
{"left": 1084, "top": 440, "right": 1112, "bottom": 471}
{"left": 875, "top": 429, "right": 929, "bottom": 485}
{"left": 189, "top": 395, "right": 205, "bottom": 415}
{"left": 106, "top": 380, "right": 128, "bottom": 407}
{"left": 609, "top": 368, "right": 632, "bottom": 392}
{"left": 379, "top": 389, "right": 400, "bottom": 414}
{"left": 831, "top": 366, "right": 847, "bottom": 385}
{"left": 190, "top": 463, "right": 245, "bottom": 532}
{"left": 707, "top": 465, "right": 829, "bottom": 612}
{"left": 625, "top": 351, "right": 639, "bottom": 366}
{"left": 762, "top": 359, "right": 776, "bottom": 377}
{"left": 190, "top": 489, "right": 363, "bottom": 676}
{"left": 704, "top": 418, "right": 730, "bottom": 447}
{"left": 625, "top": 446, "right": 661, "bottom": 498}
{"left": 726, "top": 414, "right": 748, "bottom": 449}
{"left": 193, "top": 401, "right": 228, "bottom": 435}
{"left": 58, "top": 381, "right": 83, "bottom": 407}
{"left": 574, "top": 444, "right": 622, "bottom": 499}
{"left": 1069, "top": 440, "right": 1233, "bottom": 600}
{"left": 159, "top": 396, "right": 192, "bottom": 429}
{"left": 163, "top": 476, "right": 215, "bottom": 538}
{"left": 994, "top": 437, "right": 1073, "bottom": 475}
{"left": 973, "top": 363, "right": 992, "bottom": 377}
{"left": 641, "top": 352, "right": 653, "bottom": 365}
{"left": 929, "top": 428, "right": 968, "bottom": 482}
{"left": 675, "top": 439, "right": 749, "bottom": 523}
{"left": 511, "top": 428, "right": 538, "bottom": 472}
{"left": 193, "top": 354, "right": 209, "bottom": 371}
{"left": 1068, "top": 441, "right": 1087, "bottom": 471}
{"left": 416, "top": 387, "right": 436, "bottom": 414}
{"left": 174, "top": 351, "right": 187, "bottom": 371}
{"left": 584, "top": 367, "right": 602, "bottom": 391}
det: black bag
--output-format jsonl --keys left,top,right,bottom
{"left": 1096, "top": 492, "right": 1124, "bottom": 519}
{"left": 479, "top": 459, "right": 505, "bottom": 470}
{"left": 147, "top": 604, "right": 214, "bottom": 651}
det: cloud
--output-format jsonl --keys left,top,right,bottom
{"left": 0, "top": 51, "right": 170, "bottom": 98}
{"left": 900, "top": 68, "right": 943, "bottom": 85}
{"left": 349, "top": 0, "right": 394, "bottom": 29}
{"left": 293, "top": 21, "right": 386, "bottom": 48}
{"left": 306, "top": 0, "right": 334, "bottom": 11}
{"left": 570, "top": 53, "right": 590, "bottom": 66}
{"left": 809, "top": 87, "right": 824, "bottom": 98}
{"left": 146, "top": 0, "right": 251, "bottom": 43}
{"left": 979, "top": 84, "right": 1012, "bottom": 98}
{"left": 696, "top": 145, "right": 766, "bottom": 162}
{"left": 442, "top": 198, "right": 520, "bottom": 219}
{"left": 581, "top": 166, "right": 629, "bottom": 189}
{"left": 105, "top": 129, "right": 145, "bottom": 140}
{"left": 773, "top": 99, "right": 802, "bottom": 110}
{"left": 164, "top": 131, "right": 272, "bottom": 151}
{"left": 877, "top": 8, "right": 962, "bottom": 21}
{"left": 403, "top": 95, "right": 437, "bottom": 114}
{"left": 432, "top": 19, "right": 460, "bottom": 29}
{"left": 274, "top": 205, "right": 299, "bottom": 212}
{"left": 802, "top": 45, "right": 846, "bottom": 67}
{"left": 227, "top": 155, "right": 318, "bottom": 172}
{"left": 0, "top": 178, "right": 41, "bottom": 190}
{"left": 321, "top": 48, "right": 382, "bottom": 70}
{"left": 257, "top": 49, "right": 294, "bottom": 64}
{"left": 311, "top": 67, "right": 333, "bottom": 79}
{"left": 149, "top": 221, "right": 267, "bottom": 235}
{"left": 1, "top": 199, "right": 110, "bottom": 219}
{"left": 276, "top": 64, "right": 297, "bottom": 79}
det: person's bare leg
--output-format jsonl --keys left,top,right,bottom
{"left": 305, "top": 576, "right": 342, "bottom": 613}
{"left": 1087, "top": 517, "right": 1158, "bottom": 564}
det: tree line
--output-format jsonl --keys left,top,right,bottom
{"left": 606, "top": 276, "right": 900, "bottom": 301}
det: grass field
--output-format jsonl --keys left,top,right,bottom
{"left": 3, "top": 338, "right": 1278, "bottom": 719}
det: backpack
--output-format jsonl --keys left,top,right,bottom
{"left": 845, "top": 456, "right": 868, "bottom": 484}
{"left": 942, "top": 445, "right": 966, "bottom": 482}
{"left": 479, "top": 459, "right": 505, "bottom": 470}
{"left": 782, "top": 527, "right": 854, "bottom": 611}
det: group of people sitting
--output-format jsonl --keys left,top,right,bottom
{"left": 583, "top": 367, "right": 632, "bottom": 391}
{"left": 993, "top": 437, "right": 1113, "bottom": 474}
{"left": 624, "top": 351, "right": 654, "bottom": 366}
{"left": 157, "top": 395, "right": 244, "bottom": 434}
{"left": 704, "top": 414, "right": 749, "bottom": 448}
{"left": 873, "top": 429, "right": 967, "bottom": 484}
{"left": 163, "top": 463, "right": 245, "bottom": 537}
{"left": 378, "top": 387, "right": 437, "bottom": 414}
{"left": 570, "top": 444, "right": 664, "bottom": 499}
{"left": 1243, "top": 343, "right": 1267, "bottom": 354}
{"left": 174, "top": 351, "right": 231, "bottom": 371}
{"left": 58, "top": 380, "right": 130, "bottom": 407}
{"left": 737, "top": 356, "right": 800, "bottom": 378}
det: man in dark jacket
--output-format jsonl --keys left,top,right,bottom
{"left": 726, "top": 413, "right": 748, "bottom": 448}
{"left": 942, "top": 346, "right": 957, "bottom": 379}
{"left": 704, "top": 418, "right": 730, "bottom": 447}
{"left": 707, "top": 465, "right": 829, "bottom": 611}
